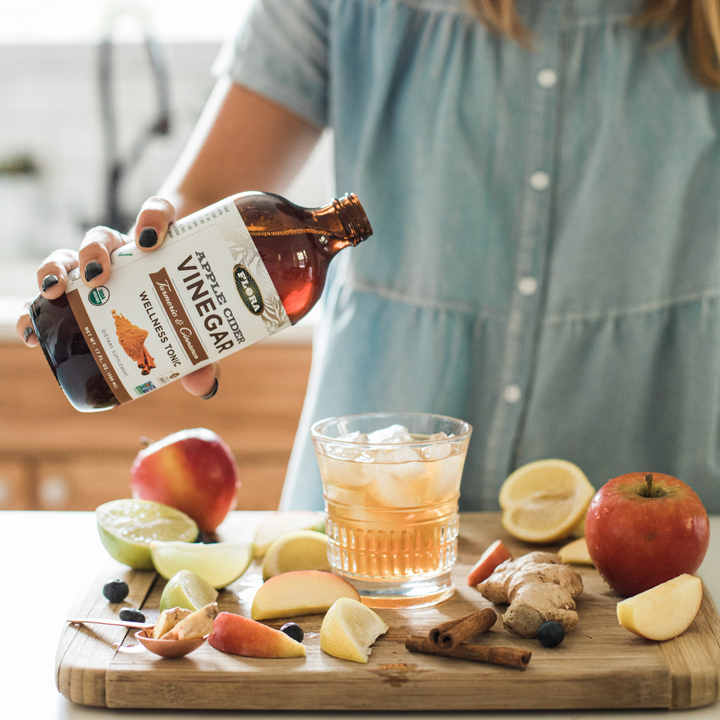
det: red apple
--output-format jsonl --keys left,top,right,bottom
{"left": 585, "top": 472, "right": 709, "bottom": 597}
{"left": 131, "top": 428, "right": 239, "bottom": 533}
{"left": 209, "top": 612, "right": 306, "bottom": 658}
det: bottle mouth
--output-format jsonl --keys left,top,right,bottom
{"left": 335, "top": 193, "right": 373, "bottom": 244}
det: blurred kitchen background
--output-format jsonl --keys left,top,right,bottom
{"left": 0, "top": 1, "right": 331, "bottom": 512}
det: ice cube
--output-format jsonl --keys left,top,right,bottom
{"left": 366, "top": 424, "right": 413, "bottom": 444}
{"left": 364, "top": 455, "right": 431, "bottom": 508}
{"left": 378, "top": 446, "right": 423, "bottom": 464}
{"left": 423, "top": 453, "right": 467, "bottom": 503}
{"left": 337, "top": 430, "right": 365, "bottom": 443}
{"left": 423, "top": 442, "right": 452, "bottom": 461}
{"left": 324, "top": 440, "right": 364, "bottom": 461}
{"left": 320, "top": 455, "right": 378, "bottom": 487}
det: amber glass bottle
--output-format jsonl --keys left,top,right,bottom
{"left": 30, "top": 191, "right": 372, "bottom": 412}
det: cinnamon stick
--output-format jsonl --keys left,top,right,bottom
{"left": 406, "top": 636, "right": 531, "bottom": 669}
{"left": 429, "top": 607, "right": 497, "bottom": 648}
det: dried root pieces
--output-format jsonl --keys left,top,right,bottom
{"left": 476, "top": 551, "right": 584, "bottom": 638}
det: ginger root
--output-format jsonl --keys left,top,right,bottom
{"left": 476, "top": 551, "right": 583, "bottom": 638}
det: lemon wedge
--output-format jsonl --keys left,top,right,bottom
{"left": 499, "top": 459, "right": 595, "bottom": 544}
{"left": 320, "top": 597, "right": 389, "bottom": 663}
{"left": 262, "top": 530, "right": 331, "bottom": 580}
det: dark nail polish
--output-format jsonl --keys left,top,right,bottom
{"left": 201, "top": 377, "right": 219, "bottom": 400}
{"left": 84, "top": 261, "right": 103, "bottom": 282}
{"left": 41, "top": 274, "right": 59, "bottom": 292}
{"left": 138, "top": 228, "right": 158, "bottom": 248}
{"left": 23, "top": 326, "right": 35, "bottom": 343}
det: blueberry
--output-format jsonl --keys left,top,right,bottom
{"left": 279, "top": 622, "right": 304, "bottom": 643}
{"left": 536, "top": 621, "right": 565, "bottom": 647}
{"left": 103, "top": 579, "right": 129, "bottom": 603}
{"left": 119, "top": 608, "right": 146, "bottom": 623}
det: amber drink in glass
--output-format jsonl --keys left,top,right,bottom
{"left": 311, "top": 412, "right": 472, "bottom": 608}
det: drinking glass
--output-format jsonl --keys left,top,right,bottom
{"left": 311, "top": 412, "right": 472, "bottom": 608}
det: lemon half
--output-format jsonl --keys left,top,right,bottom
{"left": 499, "top": 459, "right": 595, "bottom": 544}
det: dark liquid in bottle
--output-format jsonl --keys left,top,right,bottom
{"left": 30, "top": 192, "right": 371, "bottom": 412}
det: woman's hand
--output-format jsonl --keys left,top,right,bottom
{"left": 15, "top": 197, "right": 220, "bottom": 399}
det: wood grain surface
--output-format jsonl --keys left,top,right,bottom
{"left": 56, "top": 512, "right": 720, "bottom": 711}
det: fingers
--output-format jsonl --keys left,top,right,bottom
{"left": 180, "top": 363, "right": 221, "bottom": 399}
{"left": 134, "top": 197, "right": 177, "bottom": 251}
{"left": 36, "top": 248, "right": 81, "bottom": 299}
{"left": 16, "top": 300, "right": 39, "bottom": 347}
{"left": 77, "top": 226, "right": 128, "bottom": 288}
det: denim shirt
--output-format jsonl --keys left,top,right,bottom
{"left": 218, "top": 0, "right": 720, "bottom": 512}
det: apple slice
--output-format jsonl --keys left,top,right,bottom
{"left": 467, "top": 540, "right": 512, "bottom": 586}
{"left": 251, "top": 570, "right": 360, "bottom": 620}
{"left": 617, "top": 574, "right": 703, "bottom": 641}
{"left": 209, "top": 612, "right": 306, "bottom": 658}
{"left": 253, "top": 511, "right": 326, "bottom": 558}
{"left": 558, "top": 537, "right": 594, "bottom": 566}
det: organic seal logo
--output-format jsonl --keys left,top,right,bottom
{"left": 88, "top": 286, "right": 110, "bottom": 306}
{"left": 233, "top": 265, "right": 264, "bottom": 315}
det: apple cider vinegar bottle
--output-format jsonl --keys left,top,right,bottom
{"left": 30, "top": 191, "right": 372, "bottom": 412}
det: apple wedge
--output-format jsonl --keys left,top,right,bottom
{"left": 251, "top": 570, "right": 360, "bottom": 620}
{"left": 617, "top": 574, "right": 703, "bottom": 641}
{"left": 466, "top": 539, "right": 512, "bottom": 586}
{"left": 209, "top": 612, "right": 306, "bottom": 658}
{"left": 558, "top": 537, "right": 594, "bottom": 566}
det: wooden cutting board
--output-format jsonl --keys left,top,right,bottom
{"left": 56, "top": 512, "right": 720, "bottom": 711}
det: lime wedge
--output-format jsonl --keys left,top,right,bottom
{"left": 150, "top": 540, "right": 254, "bottom": 589}
{"left": 96, "top": 499, "right": 198, "bottom": 569}
{"left": 262, "top": 530, "right": 330, "bottom": 580}
{"left": 159, "top": 569, "right": 219, "bottom": 612}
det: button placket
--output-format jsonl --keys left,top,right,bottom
{"left": 483, "top": 3, "right": 564, "bottom": 497}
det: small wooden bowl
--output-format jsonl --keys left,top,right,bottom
{"left": 135, "top": 629, "right": 208, "bottom": 658}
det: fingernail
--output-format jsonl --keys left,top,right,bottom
{"left": 138, "top": 228, "right": 158, "bottom": 248}
{"left": 85, "top": 260, "right": 103, "bottom": 282}
{"left": 23, "top": 326, "right": 35, "bottom": 343}
{"left": 201, "top": 377, "right": 219, "bottom": 400}
{"left": 41, "top": 274, "right": 59, "bottom": 292}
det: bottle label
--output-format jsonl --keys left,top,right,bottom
{"left": 65, "top": 199, "right": 291, "bottom": 402}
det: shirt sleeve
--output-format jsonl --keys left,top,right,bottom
{"left": 212, "top": 0, "right": 330, "bottom": 128}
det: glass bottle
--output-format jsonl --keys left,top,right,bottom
{"left": 30, "top": 191, "right": 372, "bottom": 412}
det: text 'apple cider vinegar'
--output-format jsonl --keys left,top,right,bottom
{"left": 30, "top": 192, "right": 372, "bottom": 411}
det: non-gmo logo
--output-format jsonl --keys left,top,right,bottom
{"left": 88, "top": 287, "right": 110, "bottom": 306}
{"left": 233, "top": 265, "right": 264, "bottom": 315}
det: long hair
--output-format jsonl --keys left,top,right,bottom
{"left": 468, "top": 0, "right": 720, "bottom": 89}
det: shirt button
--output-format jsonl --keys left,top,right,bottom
{"left": 537, "top": 69, "right": 557, "bottom": 88}
{"left": 503, "top": 384, "right": 522, "bottom": 404}
{"left": 530, "top": 171, "right": 550, "bottom": 190}
{"left": 517, "top": 277, "right": 538, "bottom": 296}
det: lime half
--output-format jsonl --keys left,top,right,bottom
{"left": 159, "top": 569, "right": 219, "bottom": 612}
{"left": 96, "top": 499, "right": 198, "bottom": 569}
{"left": 150, "top": 540, "right": 254, "bottom": 589}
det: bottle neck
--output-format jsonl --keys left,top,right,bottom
{"left": 332, "top": 193, "right": 373, "bottom": 246}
